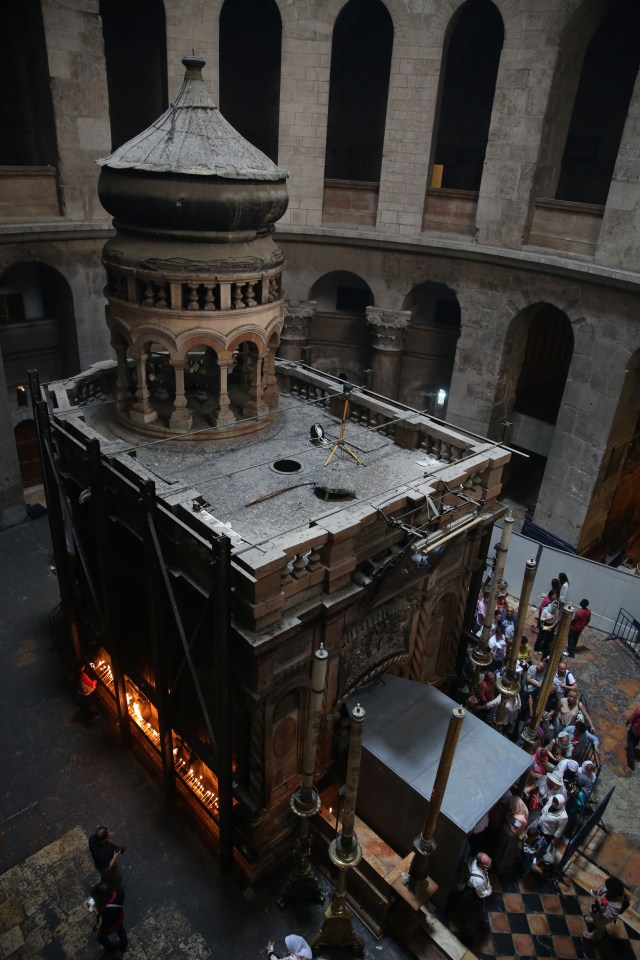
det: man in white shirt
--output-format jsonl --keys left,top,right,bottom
{"left": 467, "top": 853, "right": 493, "bottom": 898}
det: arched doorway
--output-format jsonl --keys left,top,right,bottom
{"left": 14, "top": 420, "right": 42, "bottom": 488}
{"left": 556, "top": 0, "right": 640, "bottom": 205}
{"left": 100, "top": 0, "right": 168, "bottom": 150}
{"left": 322, "top": 0, "right": 394, "bottom": 225}
{"left": 400, "top": 282, "right": 461, "bottom": 414}
{"left": 431, "top": 0, "right": 504, "bottom": 192}
{"left": 219, "top": 0, "right": 282, "bottom": 162}
{"left": 496, "top": 303, "right": 574, "bottom": 508}
{"left": 580, "top": 350, "right": 640, "bottom": 560}
{"left": 308, "top": 272, "right": 374, "bottom": 384}
{"left": 0, "top": 261, "right": 79, "bottom": 493}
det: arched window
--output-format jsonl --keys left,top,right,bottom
{"left": 307, "top": 271, "right": 373, "bottom": 383}
{"left": 219, "top": 0, "right": 282, "bottom": 162}
{"left": 400, "top": 283, "right": 461, "bottom": 414}
{"left": 100, "top": 0, "right": 168, "bottom": 150}
{"left": 0, "top": 262, "right": 80, "bottom": 385}
{"left": 497, "top": 303, "right": 573, "bottom": 507}
{"left": 432, "top": 0, "right": 503, "bottom": 191}
{"left": 0, "top": 2, "right": 56, "bottom": 165}
{"left": 556, "top": 0, "right": 640, "bottom": 205}
{"left": 324, "top": 0, "right": 393, "bottom": 183}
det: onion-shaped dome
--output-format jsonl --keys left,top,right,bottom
{"left": 97, "top": 56, "right": 288, "bottom": 237}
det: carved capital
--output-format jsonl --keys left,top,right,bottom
{"left": 282, "top": 299, "right": 317, "bottom": 341}
{"left": 366, "top": 307, "right": 410, "bottom": 352}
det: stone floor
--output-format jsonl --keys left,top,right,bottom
{"left": 0, "top": 515, "right": 411, "bottom": 960}
{"left": 2, "top": 512, "right": 640, "bottom": 960}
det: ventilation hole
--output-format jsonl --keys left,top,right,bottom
{"left": 273, "top": 459, "right": 302, "bottom": 473}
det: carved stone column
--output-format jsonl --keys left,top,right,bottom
{"left": 280, "top": 299, "right": 316, "bottom": 362}
{"left": 263, "top": 348, "right": 278, "bottom": 409}
{"left": 216, "top": 352, "right": 236, "bottom": 426}
{"left": 130, "top": 351, "right": 158, "bottom": 424}
{"left": 244, "top": 350, "right": 269, "bottom": 419}
{"left": 169, "top": 361, "right": 193, "bottom": 433}
{"left": 365, "top": 307, "right": 410, "bottom": 399}
{"left": 111, "top": 340, "right": 131, "bottom": 413}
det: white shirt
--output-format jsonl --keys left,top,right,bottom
{"left": 538, "top": 799, "right": 568, "bottom": 839}
{"left": 467, "top": 858, "right": 492, "bottom": 898}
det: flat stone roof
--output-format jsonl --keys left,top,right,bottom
{"left": 88, "top": 391, "right": 448, "bottom": 548}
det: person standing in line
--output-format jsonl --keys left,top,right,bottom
{"left": 626, "top": 703, "right": 640, "bottom": 771}
{"left": 537, "top": 794, "right": 568, "bottom": 862}
{"left": 90, "top": 882, "right": 128, "bottom": 956}
{"left": 558, "top": 572, "right": 570, "bottom": 608}
{"left": 536, "top": 599, "right": 559, "bottom": 656}
{"left": 583, "top": 875, "right": 628, "bottom": 940}
{"left": 566, "top": 599, "right": 591, "bottom": 656}
{"left": 89, "top": 826, "right": 126, "bottom": 889}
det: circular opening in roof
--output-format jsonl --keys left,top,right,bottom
{"left": 273, "top": 459, "right": 302, "bottom": 474}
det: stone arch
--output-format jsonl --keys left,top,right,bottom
{"left": 399, "top": 281, "right": 461, "bottom": 414}
{"left": 431, "top": 0, "right": 504, "bottom": 192}
{"left": 0, "top": 4, "right": 56, "bottom": 166}
{"left": 219, "top": 0, "right": 282, "bottom": 162}
{"left": 0, "top": 261, "right": 80, "bottom": 396}
{"left": 529, "top": 0, "right": 608, "bottom": 200}
{"left": 579, "top": 348, "right": 640, "bottom": 557}
{"left": 99, "top": 0, "right": 168, "bottom": 151}
{"left": 556, "top": 0, "right": 640, "bottom": 205}
{"left": 307, "top": 271, "right": 374, "bottom": 384}
{"left": 177, "top": 331, "right": 227, "bottom": 356}
{"left": 494, "top": 302, "right": 574, "bottom": 508}
{"left": 324, "top": 0, "right": 394, "bottom": 184}
{"left": 130, "top": 328, "right": 177, "bottom": 358}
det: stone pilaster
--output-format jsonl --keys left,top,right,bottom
{"left": 365, "top": 307, "right": 410, "bottom": 400}
{"left": 130, "top": 352, "right": 158, "bottom": 425}
{"left": 169, "top": 361, "right": 193, "bottom": 433}
{"left": 280, "top": 300, "right": 316, "bottom": 362}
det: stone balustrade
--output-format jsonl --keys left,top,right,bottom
{"left": 106, "top": 268, "right": 282, "bottom": 312}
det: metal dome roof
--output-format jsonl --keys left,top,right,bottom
{"left": 98, "top": 56, "right": 288, "bottom": 182}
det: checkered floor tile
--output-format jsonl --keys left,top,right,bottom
{"left": 436, "top": 871, "right": 640, "bottom": 959}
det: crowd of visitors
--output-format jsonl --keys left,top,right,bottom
{"left": 452, "top": 569, "right": 633, "bottom": 945}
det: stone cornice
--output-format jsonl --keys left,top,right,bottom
{"left": 275, "top": 226, "right": 640, "bottom": 294}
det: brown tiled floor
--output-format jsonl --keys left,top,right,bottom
{"left": 438, "top": 870, "right": 640, "bottom": 960}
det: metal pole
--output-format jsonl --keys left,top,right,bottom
{"left": 471, "top": 516, "right": 514, "bottom": 671}
{"left": 278, "top": 646, "right": 329, "bottom": 906}
{"left": 212, "top": 533, "right": 234, "bottom": 875}
{"left": 495, "top": 557, "right": 537, "bottom": 732}
{"left": 406, "top": 707, "right": 465, "bottom": 893}
{"left": 521, "top": 604, "right": 574, "bottom": 752}
{"left": 140, "top": 480, "right": 176, "bottom": 804}
{"left": 311, "top": 703, "right": 365, "bottom": 956}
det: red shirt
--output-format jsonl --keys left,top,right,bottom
{"left": 570, "top": 607, "right": 591, "bottom": 633}
{"left": 627, "top": 707, "right": 640, "bottom": 737}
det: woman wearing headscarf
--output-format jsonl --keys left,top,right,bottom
{"left": 267, "top": 934, "right": 313, "bottom": 960}
{"left": 577, "top": 760, "right": 597, "bottom": 794}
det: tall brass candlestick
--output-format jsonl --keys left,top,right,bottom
{"left": 406, "top": 707, "right": 465, "bottom": 893}
{"left": 311, "top": 703, "right": 365, "bottom": 956}
{"left": 521, "top": 604, "right": 574, "bottom": 752}
{"left": 495, "top": 557, "right": 537, "bottom": 732}
{"left": 471, "top": 515, "right": 514, "bottom": 671}
{"left": 278, "top": 646, "right": 329, "bottom": 907}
